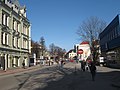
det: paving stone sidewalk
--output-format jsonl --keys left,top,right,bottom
{"left": 0, "top": 62, "right": 120, "bottom": 89}
{"left": 0, "top": 64, "right": 47, "bottom": 76}
{"left": 64, "top": 62, "right": 120, "bottom": 90}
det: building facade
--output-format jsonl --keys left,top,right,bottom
{"left": 74, "top": 41, "right": 91, "bottom": 61}
{"left": 99, "top": 15, "right": 120, "bottom": 65}
{"left": 0, "top": 0, "right": 31, "bottom": 70}
{"left": 67, "top": 49, "right": 77, "bottom": 60}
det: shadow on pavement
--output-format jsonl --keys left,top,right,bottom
{"left": 22, "top": 66, "right": 120, "bottom": 90}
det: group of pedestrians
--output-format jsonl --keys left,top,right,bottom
{"left": 80, "top": 60, "right": 96, "bottom": 81}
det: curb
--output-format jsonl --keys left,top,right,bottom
{"left": 0, "top": 65, "right": 42, "bottom": 76}
{"left": 0, "top": 64, "right": 57, "bottom": 77}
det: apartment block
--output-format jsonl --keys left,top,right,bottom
{"left": 0, "top": 0, "right": 31, "bottom": 70}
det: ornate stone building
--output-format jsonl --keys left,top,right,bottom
{"left": 0, "top": 0, "right": 31, "bottom": 70}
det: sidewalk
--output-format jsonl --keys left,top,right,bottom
{"left": 1, "top": 62, "right": 120, "bottom": 90}
{"left": 0, "top": 62, "right": 78, "bottom": 77}
{"left": 64, "top": 62, "right": 120, "bottom": 89}
{"left": 0, "top": 64, "right": 44, "bottom": 76}
{"left": 111, "top": 72, "right": 120, "bottom": 89}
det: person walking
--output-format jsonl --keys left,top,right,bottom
{"left": 22, "top": 60, "right": 25, "bottom": 69}
{"left": 81, "top": 60, "right": 86, "bottom": 72}
{"left": 85, "top": 61, "right": 89, "bottom": 71}
{"left": 89, "top": 62, "right": 96, "bottom": 81}
{"left": 60, "top": 60, "right": 64, "bottom": 69}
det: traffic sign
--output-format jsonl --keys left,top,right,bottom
{"left": 77, "top": 49, "right": 83, "bottom": 54}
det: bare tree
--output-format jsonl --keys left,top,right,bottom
{"left": 31, "top": 40, "right": 40, "bottom": 58}
{"left": 39, "top": 37, "right": 45, "bottom": 49}
{"left": 39, "top": 37, "right": 46, "bottom": 59}
{"left": 77, "top": 16, "right": 106, "bottom": 42}
{"left": 49, "top": 43, "right": 66, "bottom": 60}
{"left": 49, "top": 43, "right": 55, "bottom": 56}
{"left": 76, "top": 16, "right": 107, "bottom": 62}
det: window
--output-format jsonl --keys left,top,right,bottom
{"left": 18, "top": 38, "right": 20, "bottom": 48}
{"left": 1, "top": 32, "right": 9, "bottom": 45}
{"left": 1, "top": 32, "right": 3, "bottom": 44}
{"left": 23, "top": 25, "right": 28, "bottom": 35}
{"left": 7, "top": 16, "right": 9, "bottom": 27}
{"left": 2, "top": 13, "right": 4, "bottom": 25}
{"left": 23, "top": 25, "right": 26, "bottom": 34}
{"left": 13, "top": 21, "right": 16, "bottom": 30}
{"left": 17, "top": 38, "right": 18, "bottom": 48}
{"left": 12, "top": 36, "right": 14, "bottom": 47}
{"left": 17, "top": 38, "right": 21, "bottom": 48}
{"left": 117, "top": 25, "right": 120, "bottom": 36}
{"left": 2, "top": 13, "right": 10, "bottom": 27}
{"left": 13, "top": 19, "right": 19, "bottom": 31}
{"left": 5, "top": 33, "right": 7, "bottom": 44}
{"left": 7, "top": 34, "right": 9, "bottom": 45}
{"left": 5, "top": 15, "right": 7, "bottom": 26}
{"left": 13, "top": 36, "right": 16, "bottom": 47}
{"left": 18, "top": 24, "right": 20, "bottom": 32}
{"left": 14, "top": 37, "right": 17, "bottom": 47}
{"left": 16, "top": 23, "right": 18, "bottom": 31}
{"left": 13, "top": 20, "right": 14, "bottom": 29}
{"left": 3, "top": 14, "right": 6, "bottom": 25}
{"left": 114, "top": 27, "right": 117, "bottom": 38}
{"left": 23, "top": 39, "right": 28, "bottom": 49}
{"left": 3, "top": 33, "right": 5, "bottom": 44}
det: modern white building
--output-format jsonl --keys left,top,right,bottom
{"left": 0, "top": 0, "right": 31, "bottom": 70}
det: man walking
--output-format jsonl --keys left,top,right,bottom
{"left": 81, "top": 60, "right": 86, "bottom": 72}
{"left": 22, "top": 60, "right": 25, "bottom": 69}
{"left": 89, "top": 62, "right": 96, "bottom": 81}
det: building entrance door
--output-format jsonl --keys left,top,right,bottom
{"left": 0, "top": 56, "right": 5, "bottom": 70}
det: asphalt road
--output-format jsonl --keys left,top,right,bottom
{"left": 0, "top": 62, "right": 120, "bottom": 90}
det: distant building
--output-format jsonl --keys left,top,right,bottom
{"left": 99, "top": 15, "right": 120, "bottom": 65}
{"left": 67, "top": 49, "right": 77, "bottom": 60}
{"left": 0, "top": 0, "right": 31, "bottom": 70}
{"left": 74, "top": 41, "right": 91, "bottom": 61}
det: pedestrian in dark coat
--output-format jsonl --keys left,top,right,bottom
{"left": 60, "top": 60, "right": 64, "bottom": 69}
{"left": 89, "top": 62, "right": 96, "bottom": 81}
{"left": 22, "top": 60, "right": 25, "bottom": 69}
{"left": 81, "top": 60, "right": 86, "bottom": 72}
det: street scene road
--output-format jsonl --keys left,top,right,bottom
{"left": 0, "top": 62, "right": 120, "bottom": 90}
{"left": 1, "top": 1, "right": 120, "bottom": 90}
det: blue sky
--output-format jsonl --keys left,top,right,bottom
{"left": 19, "top": 0, "right": 120, "bottom": 51}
